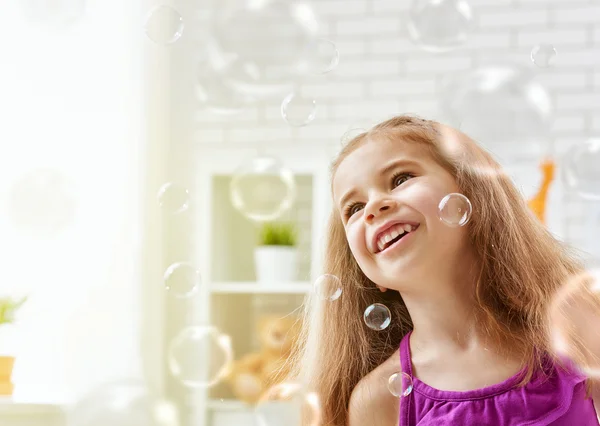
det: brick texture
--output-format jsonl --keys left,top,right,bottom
{"left": 190, "top": 0, "right": 600, "bottom": 262}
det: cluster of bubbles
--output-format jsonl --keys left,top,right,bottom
{"left": 144, "top": 1, "right": 337, "bottom": 130}
{"left": 133, "top": 0, "right": 600, "bottom": 421}
{"left": 313, "top": 272, "right": 415, "bottom": 399}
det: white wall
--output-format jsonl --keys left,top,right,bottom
{"left": 190, "top": 0, "right": 600, "bottom": 263}
{"left": 0, "top": 0, "right": 149, "bottom": 404}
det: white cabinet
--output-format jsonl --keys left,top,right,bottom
{"left": 190, "top": 146, "right": 332, "bottom": 426}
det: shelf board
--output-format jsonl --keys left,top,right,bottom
{"left": 210, "top": 281, "right": 312, "bottom": 294}
{"left": 0, "top": 398, "right": 65, "bottom": 414}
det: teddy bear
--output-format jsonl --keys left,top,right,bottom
{"left": 225, "top": 314, "right": 301, "bottom": 404}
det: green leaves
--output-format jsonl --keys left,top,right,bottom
{"left": 258, "top": 222, "right": 297, "bottom": 246}
{"left": 0, "top": 297, "right": 27, "bottom": 326}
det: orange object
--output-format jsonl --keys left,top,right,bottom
{"left": 527, "top": 158, "right": 556, "bottom": 224}
{"left": 0, "top": 356, "right": 15, "bottom": 396}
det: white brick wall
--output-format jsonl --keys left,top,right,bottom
{"left": 189, "top": 0, "right": 600, "bottom": 262}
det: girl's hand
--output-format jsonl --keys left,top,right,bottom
{"left": 548, "top": 270, "right": 600, "bottom": 377}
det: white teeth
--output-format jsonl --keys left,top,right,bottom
{"left": 376, "top": 223, "right": 415, "bottom": 252}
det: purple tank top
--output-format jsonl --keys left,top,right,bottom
{"left": 398, "top": 331, "right": 599, "bottom": 425}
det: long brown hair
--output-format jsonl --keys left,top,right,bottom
{"left": 286, "top": 115, "right": 583, "bottom": 425}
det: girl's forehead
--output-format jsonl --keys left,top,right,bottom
{"left": 332, "top": 139, "right": 431, "bottom": 200}
{"left": 341, "top": 138, "right": 428, "bottom": 169}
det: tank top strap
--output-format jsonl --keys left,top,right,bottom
{"left": 398, "top": 331, "right": 413, "bottom": 426}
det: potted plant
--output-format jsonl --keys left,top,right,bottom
{"left": 0, "top": 296, "right": 27, "bottom": 396}
{"left": 254, "top": 222, "right": 298, "bottom": 283}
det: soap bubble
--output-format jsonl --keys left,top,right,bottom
{"left": 388, "top": 372, "right": 413, "bottom": 397}
{"left": 407, "top": 0, "right": 474, "bottom": 52}
{"left": 8, "top": 168, "right": 78, "bottom": 236}
{"left": 20, "top": 0, "right": 85, "bottom": 29}
{"left": 157, "top": 183, "right": 190, "bottom": 214}
{"left": 168, "top": 326, "right": 233, "bottom": 388}
{"left": 549, "top": 270, "right": 600, "bottom": 378}
{"left": 195, "top": 60, "right": 257, "bottom": 115}
{"left": 314, "top": 274, "right": 342, "bottom": 301}
{"left": 563, "top": 138, "right": 600, "bottom": 201}
{"left": 440, "top": 66, "right": 552, "bottom": 158}
{"left": 364, "top": 303, "right": 392, "bottom": 331}
{"left": 255, "top": 382, "right": 321, "bottom": 426}
{"left": 70, "top": 379, "right": 178, "bottom": 426}
{"left": 209, "top": 0, "right": 319, "bottom": 97}
{"left": 164, "top": 262, "right": 200, "bottom": 298}
{"left": 144, "top": 5, "right": 184, "bottom": 45}
{"left": 340, "top": 128, "right": 367, "bottom": 146}
{"left": 301, "top": 38, "right": 340, "bottom": 75}
{"left": 230, "top": 156, "right": 297, "bottom": 222}
{"left": 531, "top": 44, "right": 557, "bottom": 68}
{"left": 281, "top": 93, "right": 317, "bottom": 127}
{"left": 438, "top": 193, "right": 472, "bottom": 227}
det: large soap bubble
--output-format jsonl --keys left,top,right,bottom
{"left": 563, "top": 138, "right": 600, "bottom": 201}
{"left": 439, "top": 67, "right": 552, "bottom": 158}
{"left": 407, "top": 0, "right": 474, "bottom": 52}
{"left": 168, "top": 326, "right": 233, "bottom": 388}
{"left": 194, "top": 58, "right": 257, "bottom": 115}
{"left": 230, "top": 155, "right": 297, "bottom": 222}
{"left": 209, "top": 0, "right": 319, "bottom": 97}
{"left": 69, "top": 380, "right": 178, "bottom": 426}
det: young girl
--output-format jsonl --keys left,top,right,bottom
{"left": 287, "top": 115, "right": 600, "bottom": 425}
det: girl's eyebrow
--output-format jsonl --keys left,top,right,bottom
{"left": 337, "top": 158, "right": 421, "bottom": 209}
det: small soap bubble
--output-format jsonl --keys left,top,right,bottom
{"left": 549, "top": 270, "right": 600, "bottom": 378}
{"left": 302, "top": 38, "right": 340, "bottom": 75}
{"left": 157, "top": 183, "right": 190, "bottom": 214}
{"left": 364, "top": 303, "right": 392, "bottom": 331}
{"left": 531, "top": 44, "right": 557, "bottom": 68}
{"left": 230, "top": 156, "right": 297, "bottom": 222}
{"left": 144, "top": 5, "right": 184, "bottom": 45}
{"left": 388, "top": 372, "right": 413, "bottom": 397}
{"left": 164, "top": 262, "right": 200, "bottom": 298}
{"left": 563, "top": 138, "right": 600, "bottom": 201}
{"left": 314, "top": 274, "right": 342, "bottom": 301}
{"left": 281, "top": 92, "right": 317, "bottom": 127}
{"left": 438, "top": 193, "right": 472, "bottom": 227}
{"left": 255, "top": 382, "right": 321, "bottom": 426}
{"left": 168, "top": 326, "right": 233, "bottom": 388}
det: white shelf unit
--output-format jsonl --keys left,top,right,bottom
{"left": 0, "top": 400, "right": 66, "bottom": 426}
{"left": 192, "top": 145, "right": 333, "bottom": 426}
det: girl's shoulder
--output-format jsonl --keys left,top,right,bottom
{"left": 348, "top": 350, "right": 400, "bottom": 426}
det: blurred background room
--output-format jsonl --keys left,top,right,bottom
{"left": 0, "top": 0, "right": 598, "bottom": 425}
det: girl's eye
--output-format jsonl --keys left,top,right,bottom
{"left": 392, "top": 172, "right": 413, "bottom": 188}
{"left": 345, "top": 202, "right": 364, "bottom": 218}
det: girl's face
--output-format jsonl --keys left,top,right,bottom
{"left": 332, "top": 137, "right": 472, "bottom": 292}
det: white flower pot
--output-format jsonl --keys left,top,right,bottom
{"left": 254, "top": 246, "right": 298, "bottom": 283}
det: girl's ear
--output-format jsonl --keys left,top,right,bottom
{"left": 377, "top": 285, "right": 388, "bottom": 293}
